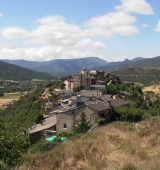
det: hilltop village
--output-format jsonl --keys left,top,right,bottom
{"left": 28, "top": 68, "right": 134, "bottom": 144}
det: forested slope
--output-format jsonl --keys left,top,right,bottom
{"left": 0, "top": 60, "right": 55, "bottom": 80}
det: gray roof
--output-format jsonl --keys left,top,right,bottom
{"left": 119, "top": 91, "right": 133, "bottom": 96}
{"left": 49, "top": 106, "right": 64, "bottom": 113}
{"left": 110, "top": 98, "right": 129, "bottom": 107}
{"left": 28, "top": 116, "right": 57, "bottom": 134}
{"left": 61, "top": 92, "right": 72, "bottom": 100}
{"left": 88, "top": 102, "right": 110, "bottom": 112}
{"left": 71, "top": 96, "right": 90, "bottom": 106}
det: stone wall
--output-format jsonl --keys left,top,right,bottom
{"left": 78, "top": 107, "right": 98, "bottom": 126}
{"left": 80, "top": 90, "right": 103, "bottom": 97}
{"left": 56, "top": 105, "right": 112, "bottom": 133}
{"left": 56, "top": 105, "right": 103, "bottom": 133}
{"left": 56, "top": 106, "right": 86, "bottom": 133}
{"left": 29, "top": 131, "right": 42, "bottom": 145}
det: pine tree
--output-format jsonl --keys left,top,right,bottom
{"left": 74, "top": 111, "right": 91, "bottom": 134}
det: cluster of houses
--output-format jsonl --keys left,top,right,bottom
{"left": 28, "top": 68, "right": 133, "bottom": 144}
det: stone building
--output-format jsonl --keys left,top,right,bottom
{"left": 79, "top": 90, "right": 103, "bottom": 97}
{"left": 64, "top": 68, "right": 97, "bottom": 92}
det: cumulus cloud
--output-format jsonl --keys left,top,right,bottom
{"left": 142, "top": 23, "right": 149, "bottom": 28}
{"left": 1, "top": 15, "right": 106, "bottom": 51}
{"left": 0, "top": 41, "right": 19, "bottom": 49}
{"left": 30, "top": 15, "right": 83, "bottom": 46}
{"left": 84, "top": 27, "right": 114, "bottom": 39}
{"left": 0, "top": 46, "right": 99, "bottom": 61}
{"left": 0, "top": 15, "right": 109, "bottom": 61}
{"left": 84, "top": 11, "right": 140, "bottom": 36}
{"left": 0, "top": 7, "right": 145, "bottom": 61}
{"left": 73, "top": 39, "right": 106, "bottom": 50}
{"left": 154, "top": 20, "right": 160, "bottom": 32}
{"left": 1, "top": 27, "right": 30, "bottom": 39}
{"left": 115, "top": 0, "right": 154, "bottom": 14}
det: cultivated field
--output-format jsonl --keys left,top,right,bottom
{"left": 143, "top": 85, "right": 160, "bottom": 94}
{"left": 0, "top": 93, "right": 21, "bottom": 106}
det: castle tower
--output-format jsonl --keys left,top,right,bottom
{"left": 81, "top": 68, "right": 87, "bottom": 76}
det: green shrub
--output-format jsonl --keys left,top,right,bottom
{"left": 115, "top": 107, "right": 143, "bottom": 122}
{"left": 28, "top": 141, "right": 59, "bottom": 154}
{"left": 96, "top": 117, "right": 105, "bottom": 125}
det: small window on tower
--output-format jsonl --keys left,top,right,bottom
{"left": 64, "top": 124, "right": 67, "bottom": 129}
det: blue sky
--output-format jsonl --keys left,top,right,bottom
{"left": 0, "top": 0, "right": 160, "bottom": 62}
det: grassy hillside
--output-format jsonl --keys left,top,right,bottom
{"left": 111, "top": 67, "right": 160, "bottom": 86}
{"left": 21, "top": 117, "right": 160, "bottom": 170}
{"left": 2, "top": 87, "right": 45, "bottom": 130}
{"left": 0, "top": 60, "right": 55, "bottom": 80}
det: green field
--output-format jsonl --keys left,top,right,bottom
{"left": 0, "top": 93, "right": 21, "bottom": 99}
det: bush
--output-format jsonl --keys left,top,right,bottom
{"left": 115, "top": 107, "right": 143, "bottom": 122}
{"left": 0, "top": 91, "right": 4, "bottom": 97}
{"left": 28, "top": 141, "right": 59, "bottom": 154}
{"left": 96, "top": 117, "right": 105, "bottom": 125}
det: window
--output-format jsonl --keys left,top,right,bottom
{"left": 64, "top": 124, "right": 67, "bottom": 129}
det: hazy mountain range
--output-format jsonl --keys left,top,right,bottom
{"left": 2, "top": 57, "right": 146, "bottom": 76}
{"left": 2, "top": 57, "right": 107, "bottom": 76}
{"left": 1, "top": 56, "right": 160, "bottom": 78}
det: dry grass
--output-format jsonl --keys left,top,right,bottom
{"left": 20, "top": 118, "right": 160, "bottom": 170}
{"left": 0, "top": 99, "right": 18, "bottom": 106}
{"left": 0, "top": 93, "right": 21, "bottom": 106}
{"left": 143, "top": 85, "right": 160, "bottom": 94}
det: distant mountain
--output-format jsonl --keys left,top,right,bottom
{"left": 2, "top": 59, "right": 49, "bottom": 69}
{"left": 2, "top": 57, "right": 107, "bottom": 76}
{"left": 90, "top": 56, "right": 160, "bottom": 73}
{"left": 0, "top": 60, "right": 55, "bottom": 80}
{"left": 130, "top": 57, "right": 145, "bottom": 62}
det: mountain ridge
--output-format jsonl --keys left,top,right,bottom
{"left": 0, "top": 60, "right": 55, "bottom": 80}
{"left": 2, "top": 57, "right": 108, "bottom": 76}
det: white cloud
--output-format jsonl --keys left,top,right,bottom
{"left": 154, "top": 20, "right": 160, "bottom": 32}
{"left": 84, "top": 11, "right": 140, "bottom": 36}
{"left": 0, "top": 46, "right": 100, "bottom": 61}
{"left": 73, "top": 39, "right": 106, "bottom": 50}
{"left": 0, "top": 41, "right": 19, "bottom": 49}
{"left": 111, "top": 25, "right": 139, "bottom": 36}
{"left": 0, "top": 13, "right": 3, "bottom": 17}
{"left": 0, "top": 10, "right": 142, "bottom": 61}
{"left": 1, "top": 27, "right": 30, "bottom": 39}
{"left": 157, "top": 47, "right": 160, "bottom": 51}
{"left": 142, "top": 23, "right": 149, "bottom": 28}
{"left": 115, "top": 0, "right": 154, "bottom": 14}
{"left": 85, "top": 11, "right": 137, "bottom": 28}
{"left": 0, "top": 15, "right": 108, "bottom": 61}
{"left": 84, "top": 27, "right": 114, "bottom": 39}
